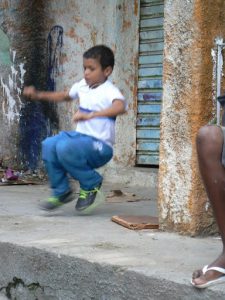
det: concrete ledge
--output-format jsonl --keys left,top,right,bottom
{"left": 102, "top": 166, "right": 158, "bottom": 189}
{"left": 0, "top": 242, "right": 224, "bottom": 300}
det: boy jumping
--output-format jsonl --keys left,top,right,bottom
{"left": 23, "top": 45, "right": 126, "bottom": 213}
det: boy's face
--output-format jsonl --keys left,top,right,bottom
{"left": 83, "top": 58, "right": 112, "bottom": 87}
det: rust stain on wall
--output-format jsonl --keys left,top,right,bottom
{"left": 66, "top": 28, "right": 84, "bottom": 45}
{"left": 59, "top": 53, "right": 68, "bottom": 65}
{"left": 0, "top": 0, "right": 9, "bottom": 9}
{"left": 67, "top": 27, "right": 76, "bottom": 38}
{"left": 134, "top": 0, "right": 139, "bottom": 16}
{"left": 91, "top": 30, "right": 97, "bottom": 45}
{"left": 122, "top": 19, "right": 131, "bottom": 32}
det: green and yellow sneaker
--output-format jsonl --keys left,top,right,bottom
{"left": 75, "top": 184, "right": 105, "bottom": 213}
{"left": 39, "top": 190, "right": 74, "bottom": 211}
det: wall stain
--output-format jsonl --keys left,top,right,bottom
{"left": 47, "top": 25, "right": 63, "bottom": 91}
{"left": 134, "top": 0, "right": 139, "bottom": 16}
{"left": 18, "top": 3, "right": 63, "bottom": 170}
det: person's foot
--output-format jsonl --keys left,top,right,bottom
{"left": 39, "top": 190, "right": 74, "bottom": 211}
{"left": 192, "top": 266, "right": 224, "bottom": 288}
{"left": 192, "top": 255, "right": 225, "bottom": 288}
{"left": 75, "top": 183, "right": 102, "bottom": 212}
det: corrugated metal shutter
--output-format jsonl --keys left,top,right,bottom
{"left": 136, "top": 0, "right": 164, "bottom": 165}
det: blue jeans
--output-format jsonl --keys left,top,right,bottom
{"left": 42, "top": 131, "right": 113, "bottom": 196}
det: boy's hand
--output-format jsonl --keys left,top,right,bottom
{"left": 23, "top": 86, "right": 38, "bottom": 100}
{"left": 73, "top": 111, "right": 94, "bottom": 122}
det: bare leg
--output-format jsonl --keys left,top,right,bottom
{"left": 192, "top": 125, "right": 225, "bottom": 286}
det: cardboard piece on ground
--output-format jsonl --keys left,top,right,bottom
{"left": 111, "top": 215, "right": 159, "bottom": 230}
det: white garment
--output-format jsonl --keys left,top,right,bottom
{"left": 69, "top": 79, "right": 125, "bottom": 147}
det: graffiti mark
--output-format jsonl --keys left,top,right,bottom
{"left": 46, "top": 25, "right": 63, "bottom": 136}
{"left": 18, "top": 25, "right": 63, "bottom": 171}
{"left": 47, "top": 25, "right": 63, "bottom": 91}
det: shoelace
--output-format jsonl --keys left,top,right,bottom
{"left": 79, "top": 189, "right": 90, "bottom": 199}
{"left": 79, "top": 187, "right": 99, "bottom": 199}
{"left": 47, "top": 197, "right": 60, "bottom": 204}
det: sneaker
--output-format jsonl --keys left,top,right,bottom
{"left": 39, "top": 190, "right": 74, "bottom": 211}
{"left": 75, "top": 183, "right": 104, "bottom": 212}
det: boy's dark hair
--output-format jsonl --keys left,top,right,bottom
{"left": 83, "top": 45, "right": 115, "bottom": 70}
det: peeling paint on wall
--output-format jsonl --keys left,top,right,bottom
{"left": 0, "top": 50, "right": 26, "bottom": 124}
{"left": 0, "top": 28, "right": 10, "bottom": 65}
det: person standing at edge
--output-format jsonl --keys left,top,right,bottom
{"left": 23, "top": 45, "right": 126, "bottom": 213}
{"left": 191, "top": 95, "right": 225, "bottom": 288}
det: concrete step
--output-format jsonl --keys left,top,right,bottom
{"left": 0, "top": 184, "right": 224, "bottom": 299}
{"left": 0, "top": 241, "right": 224, "bottom": 300}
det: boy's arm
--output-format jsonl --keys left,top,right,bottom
{"left": 73, "top": 99, "right": 126, "bottom": 121}
{"left": 23, "top": 86, "right": 71, "bottom": 102}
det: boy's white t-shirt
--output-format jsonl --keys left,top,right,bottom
{"left": 69, "top": 79, "right": 125, "bottom": 147}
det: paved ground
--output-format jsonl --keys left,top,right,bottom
{"left": 0, "top": 181, "right": 225, "bottom": 299}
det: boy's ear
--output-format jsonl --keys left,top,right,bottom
{"left": 104, "top": 66, "right": 113, "bottom": 77}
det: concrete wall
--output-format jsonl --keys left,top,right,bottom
{"left": 3, "top": 0, "right": 225, "bottom": 235}
{"left": 0, "top": 0, "right": 139, "bottom": 170}
{"left": 158, "top": 0, "right": 225, "bottom": 235}
{"left": 0, "top": 1, "right": 56, "bottom": 170}
{"left": 44, "top": 0, "right": 140, "bottom": 167}
{"left": 0, "top": 2, "right": 28, "bottom": 168}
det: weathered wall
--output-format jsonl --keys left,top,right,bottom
{"left": 0, "top": 0, "right": 139, "bottom": 170}
{"left": 0, "top": 2, "right": 27, "bottom": 168}
{"left": 158, "top": 0, "right": 225, "bottom": 235}
{"left": 43, "top": 0, "right": 140, "bottom": 167}
{"left": 0, "top": 0, "right": 60, "bottom": 170}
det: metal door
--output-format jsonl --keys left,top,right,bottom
{"left": 136, "top": 0, "right": 164, "bottom": 165}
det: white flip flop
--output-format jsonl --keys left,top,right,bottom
{"left": 191, "top": 265, "right": 225, "bottom": 288}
